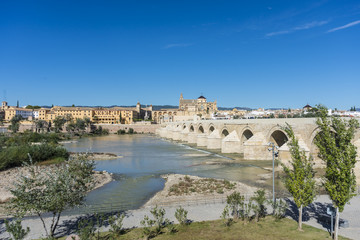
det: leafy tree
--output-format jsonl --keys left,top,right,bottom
{"left": 34, "top": 120, "right": 48, "bottom": 133}
{"left": 4, "top": 217, "right": 30, "bottom": 240}
{"left": 251, "top": 189, "right": 267, "bottom": 222}
{"left": 314, "top": 106, "right": 358, "bottom": 240}
{"left": 281, "top": 123, "right": 316, "bottom": 230}
{"left": 53, "top": 116, "right": 66, "bottom": 133}
{"left": 7, "top": 156, "right": 95, "bottom": 238}
{"left": 25, "top": 105, "right": 41, "bottom": 109}
{"left": 8, "top": 115, "right": 22, "bottom": 133}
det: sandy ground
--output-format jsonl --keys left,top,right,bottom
{"left": 143, "top": 174, "right": 259, "bottom": 207}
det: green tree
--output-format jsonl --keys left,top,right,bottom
{"left": 9, "top": 115, "right": 22, "bottom": 133}
{"left": 34, "top": 119, "right": 48, "bottom": 133}
{"left": 53, "top": 116, "right": 66, "bottom": 133}
{"left": 7, "top": 156, "right": 95, "bottom": 238}
{"left": 315, "top": 106, "right": 358, "bottom": 240}
{"left": 281, "top": 123, "right": 316, "bottom": 230}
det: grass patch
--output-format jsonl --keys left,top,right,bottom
{"left": 168, "top": 175, "right": 236, "bottom": 196}
{"left": 36, "top": 157, "right": 66, "bottom": 166}
{"left": 58, "top": 216, "right": 349, "bottom": 240}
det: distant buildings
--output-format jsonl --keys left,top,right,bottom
{"left": 152, "top": 94, "right": 218, "bottom": 123}
{"left": 2, "top": 101, "right": 153, "bottom": 124}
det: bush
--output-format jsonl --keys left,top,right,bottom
{"left": 5, "top": 218, "right": 30, "bottom": 240}
{"left": 0, "top": 143, "right": 69, "bottom": 171}
{"left": 109, "top": 213, "right": 125, "bottom": 237}
{"left": 140, "top": 206, "right": 170, "bottom": 239}
{"left": 251, "top": 189, "right": 267, "bottom": 222}
{"left": 175, "top": 206, "right": 188, "bottom": 225}
{"left": 271, "top": 199, "right": 288, "bottom": 220}
{"left": 117, "top": 129, "right": 126, "bottom": 135}
{"left": 78, "top": 218, "right": 95, "bottom": 240}
{"left": 226, "top": 192, "right": 244, "bottom": 220}
{"left": 128, "top": 128, "right": 135, "bottom": 134}
{"left": 221, "top": 205, "right": 233, "bottom": 227}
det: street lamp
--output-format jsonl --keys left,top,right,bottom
{"left": 268, "top": 142, "right": 279, "bottom": 210}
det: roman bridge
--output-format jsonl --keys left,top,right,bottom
{"left": 156, "top": 118, "right": 360, "bottom": 165}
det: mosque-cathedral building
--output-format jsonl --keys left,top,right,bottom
{"left": 152, "top": 93, "right": 218, "bottom": 123}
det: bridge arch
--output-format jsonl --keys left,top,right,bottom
{"left": 189, "top": 124, "right": 195, "bottom": 132}
{"left": 208, "top": 125, "right": 215, "bottom": 134}
{"left": 221, "top": 128, "right": 229, "bottom": 138}
{"left": 241, "top": 128, "right": 254, "bottom": 145}
{"left": 198, "top": 125, "right": 205, "bottom": 134}
{"left": 267, "top": 126, "right": 288, "bottom": 147}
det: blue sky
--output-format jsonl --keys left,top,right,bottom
{"left": 1, "top": 0, "right": 359, "bottom": 109}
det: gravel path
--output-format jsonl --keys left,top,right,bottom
{"left": 0, "top": 195, "right": 359, "bottom": 240}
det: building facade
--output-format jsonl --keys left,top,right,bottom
{"left": 152, "top": 93, "right": 218, "bottom": 123}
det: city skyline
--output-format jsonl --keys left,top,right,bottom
{"left": 1, "top": 0, "right": 359, "bottom": 109}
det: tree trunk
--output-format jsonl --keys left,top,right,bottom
{"left": 298, "top": 205, "right": 303, "bottom": 231}
{"left": 38, "top": 213, "right": 49, "bottom": 237}
{"left": 334, "top": 207, "right": 339, "bottom": 240}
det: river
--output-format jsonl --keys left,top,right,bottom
{"left": 63, "top": 134, "right": 280, "bottom": 213}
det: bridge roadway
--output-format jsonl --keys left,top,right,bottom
{"left": 156, "top": 118, "right": 360, "bottom": 181}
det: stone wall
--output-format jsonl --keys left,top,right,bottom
{"left": 94, "top": 124, "right": 160, "bottom": 134}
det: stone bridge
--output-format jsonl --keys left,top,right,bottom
{"left": 156, "top": 118, "right": 360, "bottom": 166}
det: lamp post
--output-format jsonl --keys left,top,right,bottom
{"left": 268, "top": 142, "right": 279, "bottom": 211}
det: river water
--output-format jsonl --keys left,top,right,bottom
{"left": 63, "top": 134, "right": 278, "bottom": 212}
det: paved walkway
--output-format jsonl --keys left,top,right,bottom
{"left": 0, "top": 195, "right": 359, "bottom": 240}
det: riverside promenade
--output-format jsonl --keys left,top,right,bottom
{"left": 0, "top": 195, "right": 359, "bottom": 240}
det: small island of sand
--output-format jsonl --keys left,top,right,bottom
{"left": 143, "top": 174, "right": 258, "bottom": 207}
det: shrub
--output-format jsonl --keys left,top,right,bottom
{"left": 77, "top": 218, "right": 95, "bottom": 240}
{"left": 226, "top": 192, "right": 244, "bottom": 220}
{"left": 251, "top": 189, "right": 267, "bottom": 222}
{"left": 221, "top": 205, "right": 233, "bottom": 227}
{"left": 128, "top": 128, "right": 134, "bottom": 134}
{"left": 140, "top": 206, "right": 170, "bottom": 239}
{"left": 109, "top": 213, "right": 125, "bottom": 237}
{"left": 271, "top": 199, "right": 288, "bottom": 220}
{"left": 5, "top": 218, "right": 30, "bottom": 240}
{"left": 175, "top": 206, "right": 188, "bottom": 225}
{"left": 117, "top": 129, "right": 126, "bottom": 135}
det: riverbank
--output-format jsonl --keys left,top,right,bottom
{"left": 0, "top": 164, "right": 112, "bottom": 205}
{"left": 69, "top": 152, "right": 122, "bottom": 160}
{"left": 143, "top": 174, "right": 259, "bottom": 207}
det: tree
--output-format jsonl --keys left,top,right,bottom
{"left": 7, "top": 155, "right": 95, "bottom": 237}
{"left": 314, "top": 106, "right": 358, "bottom": 240}
{"left": 281, "top": 123, "right": 316, "bottom": 230}
{"left": 53, "top": 116, "right": 66, "bottom": 133}
{"left": 34, "top": 120, "right": 48, "bottom": 133}
{"left": 8, "top": 115, "right": 22, "bottom": 133}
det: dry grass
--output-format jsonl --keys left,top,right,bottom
{"left": 168, "top": 175, "right": 236, "bottom": 196}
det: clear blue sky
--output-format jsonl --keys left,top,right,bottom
{"left": 1, "top": 0, "right": 359, "bottom": 109}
